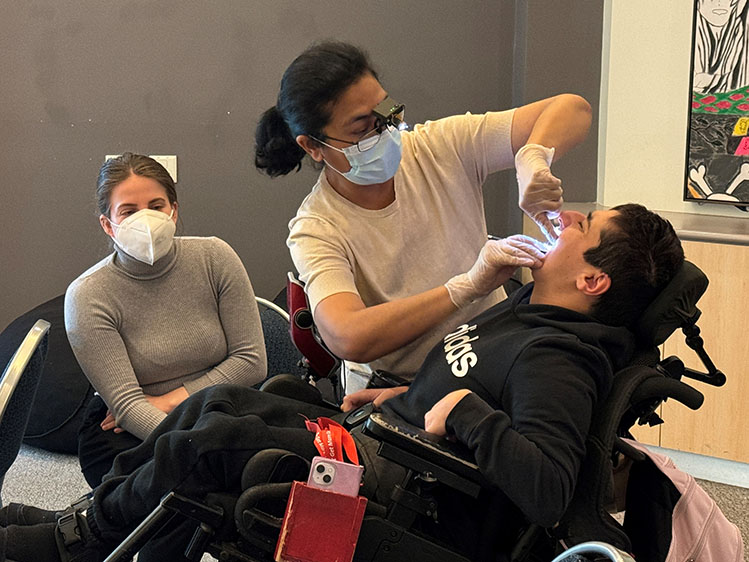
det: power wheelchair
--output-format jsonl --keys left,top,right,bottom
{"left": 102, "top": 260, "right": 725, "bottom": 562}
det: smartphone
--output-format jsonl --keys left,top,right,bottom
{"left": 306, "top": 456, "right": 364, "bottom": 497}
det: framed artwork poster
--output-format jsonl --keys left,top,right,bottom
{"left": 686, "top": 0, "right": 749, "bottom": 211}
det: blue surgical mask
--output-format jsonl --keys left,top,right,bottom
{"left": 322, "top": 126, "right": 403, "bottom": 185}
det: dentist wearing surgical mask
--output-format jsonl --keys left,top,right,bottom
{"left": 255, "top": 42, "right": 592, "bottom": 390}
{"left": 65, "top": 152, "right": 267, "bottom": 487}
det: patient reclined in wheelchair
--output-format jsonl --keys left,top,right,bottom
{"left": 80, "top": 261, "right": 738, "bottom": 561}
{"left": 0, "top": 206, "right": 741, "bottom": 562}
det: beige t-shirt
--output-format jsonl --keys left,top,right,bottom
{"left": 287, "top": 110, "right": 516, "bottom": 378}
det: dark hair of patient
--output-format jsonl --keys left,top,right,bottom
{"left": 96, "top": 152, "right": 177, "bottom": 218}
{"left": 255, "top": 41, "right": 378, "bottom": 177}
{"left": 584, "top": 203, "right": 685, "bottom": 328}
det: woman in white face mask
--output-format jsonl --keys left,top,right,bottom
{"left": 65, "top": 152, "right": 267, "bottom": 487}
{"left": 254, "top": 41, "right": 591, "bottom": 392}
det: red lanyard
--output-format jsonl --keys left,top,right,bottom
{"left": 305, "top": 417, "right": 359, "bottom": 465}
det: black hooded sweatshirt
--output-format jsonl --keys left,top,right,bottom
{"left": 384, "top": 283, "right": 635, "bottom": 537}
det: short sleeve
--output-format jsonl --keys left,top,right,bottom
{"left": 408, "top": 109, "right": 516, "bottom": 185}
{"left": 287, "top": 216, "right": 360, "bottom": 313}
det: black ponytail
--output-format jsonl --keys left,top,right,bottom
{"left": 255, "top": 106, "right": 306, "bottom": 177}
{"left": 254, "top": 41, "right": 378, "bottom": 178}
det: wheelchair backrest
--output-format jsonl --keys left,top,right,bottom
{"left": 554, "top": 260, "right": 716, "bottom": 553}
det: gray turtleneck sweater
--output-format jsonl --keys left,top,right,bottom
{"left": 64, "top": 236, "right": 267, "bottom": 439}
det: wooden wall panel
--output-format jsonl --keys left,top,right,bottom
{"left": 660, "top": 241, "right": 749, "bottom": 463}
{"left": 629, "top": 414, "right": 662, "bottom": 446}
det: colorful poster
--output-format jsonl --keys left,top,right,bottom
{"left": 686, "top": 0, "right": 749, "bottom": 210}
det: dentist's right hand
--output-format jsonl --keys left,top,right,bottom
{"left": 445, "top": 235, "right": 546, "bottom": 309}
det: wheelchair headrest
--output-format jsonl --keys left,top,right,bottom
{"left": 634, "top": 261, "right": 708, "bottom": 347}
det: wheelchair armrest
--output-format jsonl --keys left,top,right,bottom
{"left": 363, "top": 411, "right": 489, "bottom": 498}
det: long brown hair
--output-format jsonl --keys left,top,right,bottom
{"left": 96, "top": 153, "right": 177, "bottom": 218}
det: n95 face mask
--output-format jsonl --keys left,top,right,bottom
{"left": 109, "top": 208, "right": 176, "bottom": 265}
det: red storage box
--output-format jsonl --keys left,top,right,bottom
{"left": 274, "top": 480, "right": 368, "bottom": 562}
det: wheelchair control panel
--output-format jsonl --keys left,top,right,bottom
{"left": 343, "top": 402, "right": 374, "bottom": 429}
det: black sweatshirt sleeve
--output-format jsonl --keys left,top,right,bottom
{"left": 444, "top": 338, "right": 609, "bottom": 526}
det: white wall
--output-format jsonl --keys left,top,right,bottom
{"left": 599, "top": 0, "right": 749, "bottom": 218}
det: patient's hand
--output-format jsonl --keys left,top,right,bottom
{"left": 341, "top": 386, "right": 409, "bottom": 412}
{"left": 424, "top": 389, "right": 472, "bottom": 436}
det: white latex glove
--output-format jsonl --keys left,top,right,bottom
{"left": 515, "top": 143, "right": 563, "bottom": 243}
{"left": 445, "top": 235, "right": 546, "bottom": 309}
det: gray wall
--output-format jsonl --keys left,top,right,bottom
{"left": 1, "top": 1, "right": 602, "bottom": 332}
{"left": 514, "top": 1, "right": 603, "bottom": 202}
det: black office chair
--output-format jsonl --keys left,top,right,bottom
{"left": 102, "top": 261, "right": 724, "bottom": 562}
{"left": 0, "top": 319, "right": 51, "bottom": 505}
{"left": 254, "top": 295, "right": 334, "bottom": 409}
{"left": 0, "top": 294, "right": 93, "bottom": 455}
{"left": 255, "top": 296, "right": 306, "bottom": 381}
{"left": 257, "top": 279, "right": 345, "bottom": 406}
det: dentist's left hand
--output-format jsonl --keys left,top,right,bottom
{"left": 445, "top": 235, "right": 546, "bottom": 309}
{"left": 516, "top": 143, "right": 562, "bottom": 243}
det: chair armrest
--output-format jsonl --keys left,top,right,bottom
{"left": 362, "top": 411, "right": 488, "bottom": 497}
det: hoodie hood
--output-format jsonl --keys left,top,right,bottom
{"left": 507, "top": 282, "right": 636, "bottom": 373}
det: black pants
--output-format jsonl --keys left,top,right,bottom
{"left": 87, "top": 385, "right": 342, "bottom": 559}
{"left": 78, "top": 396, "right": 142, "bottom": 488}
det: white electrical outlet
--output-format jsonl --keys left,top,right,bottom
{"left": 103, "top": 154, "right": 178, "bottom": 182}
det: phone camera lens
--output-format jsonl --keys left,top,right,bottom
{"left": 316, "top": 465, "right": 325, "bottom": 473}
{"left": 323, "top": 474, "right": 332, "bottom": 483}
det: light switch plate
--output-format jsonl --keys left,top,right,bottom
{"left": 103, "top": 154, "right": 178, "bottom": 182}
{"left": 149, "top": 155, "right": 178, "bottom": 183}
